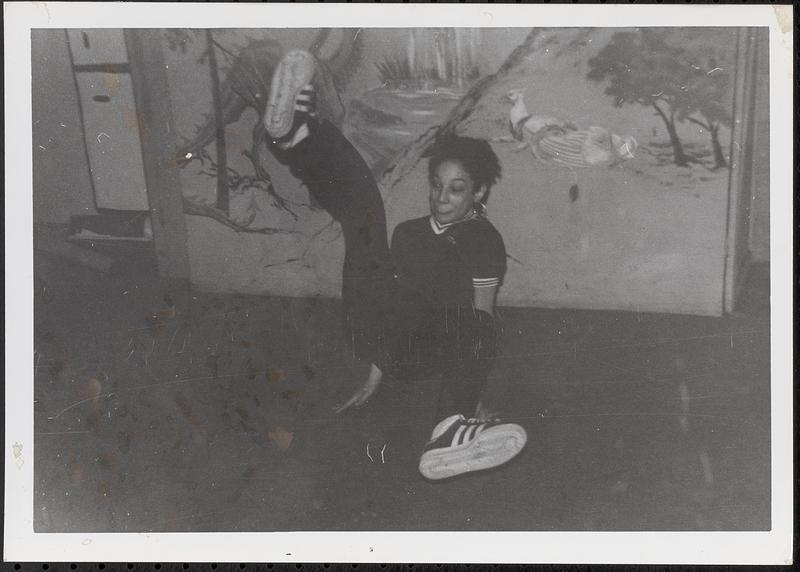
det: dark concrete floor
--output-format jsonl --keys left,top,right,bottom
{"left": 33, "top": 242, "right": 770, "bottom": 532}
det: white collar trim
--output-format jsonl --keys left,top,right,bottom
{"left": 429, "top": 209, "right": 478, "bottom": 235}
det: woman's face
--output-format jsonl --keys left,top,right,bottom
{"left": 429, "top": 160, "right": 486, "bottom": 225}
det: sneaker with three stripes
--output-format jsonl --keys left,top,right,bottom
{"left": 418, "top": 414, "right": 527, "bottom": 480}
{"left": 264, "top": 49, "right": 317, "bottom": 148}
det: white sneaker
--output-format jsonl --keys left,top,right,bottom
{"left": 264, "top": 49, "right": 317, "bottom": 140}
{"left": 418, "top": 414, "right": 527, "bottom": 481}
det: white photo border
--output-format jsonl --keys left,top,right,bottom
{"left": 4, "top": 2, "right": 794, "bottom": 564}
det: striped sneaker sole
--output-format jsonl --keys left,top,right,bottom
{"left": 418, "top": 424, "right": 527, "bottom": 481}
{"left": 264, "top": 50, "right": 316, "bottom": 139}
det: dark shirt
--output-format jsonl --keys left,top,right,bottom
{"left": 391, "top": 215, "right": 507, "bottom": 308}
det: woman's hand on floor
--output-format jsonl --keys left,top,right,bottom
{"left": 334, "top": 363, "right": 383, "bottom": 414}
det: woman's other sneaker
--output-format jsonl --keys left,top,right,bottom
{"left": 418, "top": 414, "right": 527, "bottom": 481}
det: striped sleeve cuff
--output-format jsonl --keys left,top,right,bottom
{"left": 473, "top": 277, "right": 500, "bottom": 288}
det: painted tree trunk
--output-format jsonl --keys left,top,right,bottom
{"left": 468, "top": 28, "right": 478, "bottom": 70}
{"left": 710, "top": 124, "right": 728, "bottom": 169}
{"left": 205, "top": 30, "right": 229, "bottom": 214}
{"left": 653, "top": 102, "right": 689, "bottom": 167}
{"left": 407, "top": 31, "right": 416, "bottom": 79}
{"left": 666, "top": 119, "right": 689, "bottom": 167}
{"left": 435, "top": 29, "right": 446, "bottom": 81}
{"left": 454, "top": 28, "right": 463, "bottom": 89}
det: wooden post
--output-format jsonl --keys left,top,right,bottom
{"left": 747, "top": 29, "right": 771, "bottom": 262}
{"left": 124, "top": 29, "right": 190, "bottom": 282}
{"left": 723, "top": 27, "right": 759, "bottom": 314}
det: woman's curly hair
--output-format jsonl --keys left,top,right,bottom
{"left": 425, "top": 135, "right": 502, "bottom": 213}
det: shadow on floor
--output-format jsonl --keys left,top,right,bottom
{"left": 33, "top": 243, "right": 771, "bottom": 532}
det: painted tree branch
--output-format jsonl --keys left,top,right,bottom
{"left": 379, "top": 28, "right": 545, "bottom": 192}
{"left": 241, "top": 147, "right": 300, "bottom": 220}
{"left": 172, "top": 30, "right": 363, "bottom": 222}
{"left": 182, "top": 197, "right": 296, "bottom": 235}
{"left": 205, "top": 30, "right": 229, "bottom": 214}
{"left": 685, "top": 116, "right": 711, "bottom": 131}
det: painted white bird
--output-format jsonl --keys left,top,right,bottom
{"left": 495, "top": 89, "right": 578, "bottom": 152}
{"left": 496, "top": 89, "right": 638, "bottom": 168}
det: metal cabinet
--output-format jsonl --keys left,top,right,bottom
{"left": 66, "top": 29, "right": 130, "bottom": 66}
{"left": 67, "top": 29, "right": 149, "bottom": 211}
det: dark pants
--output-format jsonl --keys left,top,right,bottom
{"left": 377, "top": 302, "right": 498, "bottom": 419}
{"left": 272, "top": 120, "right": 497, "bottom": 420}
{"left": 271, "top": 120, "right": 394, "bottom": 365}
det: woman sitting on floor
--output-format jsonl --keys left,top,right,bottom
{"left": 265, "top": 50, "right": 527, "bottom": 481}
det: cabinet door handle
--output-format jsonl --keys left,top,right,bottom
{"left": 92, "top": 95, "right": 111, "bottom": 102}
{"left": 82, "top": 31, "right": 90, "bottom": 49}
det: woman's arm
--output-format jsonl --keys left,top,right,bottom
{"left": 333, "top": 362, "right": 383, "bottom": 414}
{"left": 473, "top": 284, "right": 498, "bottom": 317}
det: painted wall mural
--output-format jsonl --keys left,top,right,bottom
{"left": 165, "top": 27, "right": 735, "bottom": 219}
{"left": 160, "top": 27, "right": 745, "bottom": 315}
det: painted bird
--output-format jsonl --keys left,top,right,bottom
{"left": 497, "top": 89, "right": 638, "bottom": 168}
{"left": 494, "top": 89, "right": 578, "bottom": 152}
